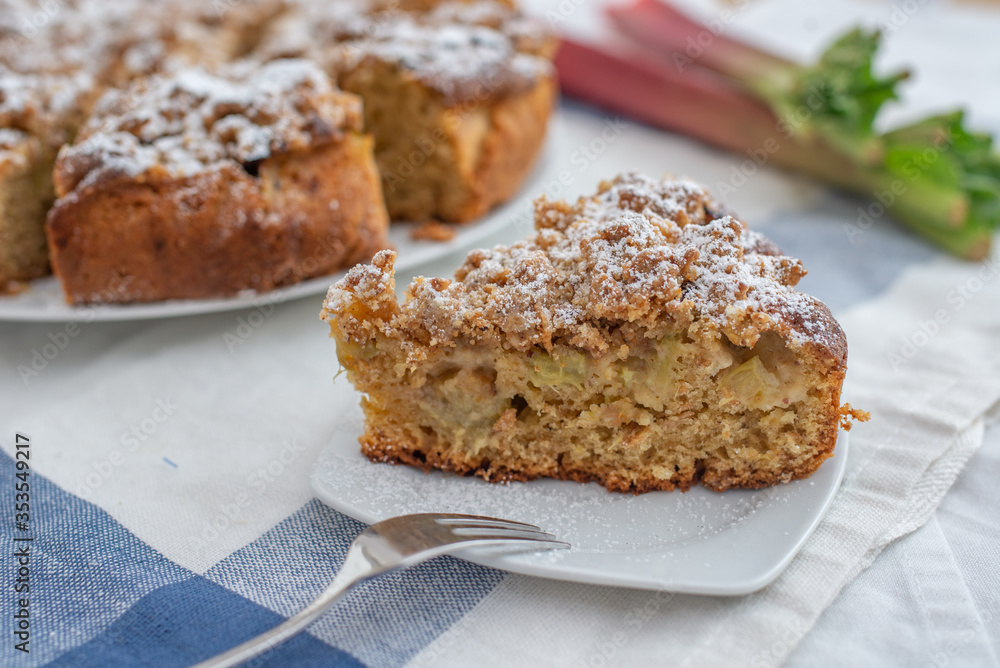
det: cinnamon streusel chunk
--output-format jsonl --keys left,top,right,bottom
{"left": 47, "top": 59, "right": 389, "bottom": 304}
{"left": 322, "top": 173, "right": 863, "bottom": 493}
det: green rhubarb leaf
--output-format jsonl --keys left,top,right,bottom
{"left": 607, "top": 2, "right": 1000, "bottom": 259}
{"left": 884, "top": 111, "right": 1000, "bottom": 235}
{"left": 803, "top": 29, "right": 904, "bottom": 132}
{"left": 759, "top": 28, "right": 908, "bottom": 164}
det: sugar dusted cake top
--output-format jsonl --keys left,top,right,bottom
{"left": 0, "top": 68, "right": 95, "bottom": 146}
{"left": 336, "top": 14, "right": 553, "bottom": 103}
{"left": 0, "top": 128, "right": 26, "bottom": 151}
{"left": 2, "top": 0, "right": 166, "bottom": 78}
{"left": 259, "top": 0, "right": 554, "bottom": 104}
{"left": 325, "top": 173, "right": 846, "bottom": 362}
{"left": 54, "top": 59, "right": 362, "bottom": 195}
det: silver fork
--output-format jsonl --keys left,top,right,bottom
{"left": 192, "top": 513, "right": 569, "bottom": 668}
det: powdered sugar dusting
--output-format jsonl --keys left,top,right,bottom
{"left": 0, "top": 68, "right": 94, "bottom": 147}
{"left": 326, "top": 173, "right": 846, "bottom": 358}
{"left": 324, "top": 250, "right": 397, "bottom": 317}
{"left": 57, "top": 59, "right": 361, "bottom": 189}
{"left": 257, "top": 0, "right": 554, "bottom": 103}
{"left": 0, "top": 127, "right": 28, "bottom": 151}
{"left": 342, "top": 16, "right": 552, "bottom": 102}
{"left": 0, "top": 0, "right": 552, "bottom": 175}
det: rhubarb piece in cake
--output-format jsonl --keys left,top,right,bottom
{"left": 47, "top": 59, "right": 389, "bottom": 304}
{"left": 322, "top": 173, "right": 864, "bottom": 493}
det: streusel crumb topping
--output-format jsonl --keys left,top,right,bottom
{"left": 55, "top": 59, "right": 362, "bottom": 194}
{"left": 337, "top": 16, "right": 552, "bottom": 103}
{"left": 325, "top": 173, "right": 845, "bottom": 360}
{"left": 258, "top": 0, "right": 553, "bottom": 104}
{"left": 0, "top": 68, "right": 94, "bottom": 146}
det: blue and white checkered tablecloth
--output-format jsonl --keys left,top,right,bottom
{"left": 0, "top": 454, "right": 504, "bottom": 667}
{"left": 3, "top": 0, "right": 1000, "bottom": 665}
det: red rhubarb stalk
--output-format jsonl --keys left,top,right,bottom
{"left": 558, "top": 0, "right": 1000, "bottom": 259}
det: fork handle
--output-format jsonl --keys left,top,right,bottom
{"left": 191, "top": 566, "right": 366, "bottom": 668}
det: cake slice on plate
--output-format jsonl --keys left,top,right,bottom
{"left": 322, "top": 173, "right": 864, "bottom": 493}
{"left": 47, "top": 59, "right": 389, "bottom": 304}
{"left": 257, "top": 0, "right": 557, "bottom": 223}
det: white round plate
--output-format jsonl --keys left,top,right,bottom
{"left": 311, "top": 393, "right": 849, "bottom": 595}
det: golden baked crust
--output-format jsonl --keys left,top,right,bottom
{"left": 47, "top": 60, "right": 388, "bottom": 304}
{"left": 1, "top": 0, "right": 284, "bottom": 83}
{"left": 323, "top": 173, "right": 856, "bottom": 493}
{"left": 0, "top": 0, "right": 284, "bottom": 293}
{"left": 339, "top": 3, "right": 556, "bottom": 222}
{"left": 330, "top": 173, "right": 845, "bottom": 359}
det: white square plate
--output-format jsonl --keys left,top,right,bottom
{"left": 310, "top": 397, "right": 848, "bottom": 595}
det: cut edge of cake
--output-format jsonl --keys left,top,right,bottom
{"left": 321, "top": 173, "right": 868, "bottom": 493}
{"left": 0, "top": 130, "right": 55, "bottom": 293}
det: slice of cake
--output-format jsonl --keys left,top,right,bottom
{"left": 0, "top": 130, "right": 53, "bottom": 293}
{"left": 258, "top": 0, "right": 557, "bottom": 223}
{"left": 335, "top": 12, "right": 556, "bottom": 223}
{"left": 0, "top": 69, "right": 98, "bottom": 293}
{"left": 322, "top": 173, "right": 864, "bottom": 493}
{"left": 46, "top": 59, "right": 389, "bottom": 304}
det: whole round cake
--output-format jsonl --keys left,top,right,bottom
{"left": 0, "top": 0, "right": 555, "bottom": 302}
